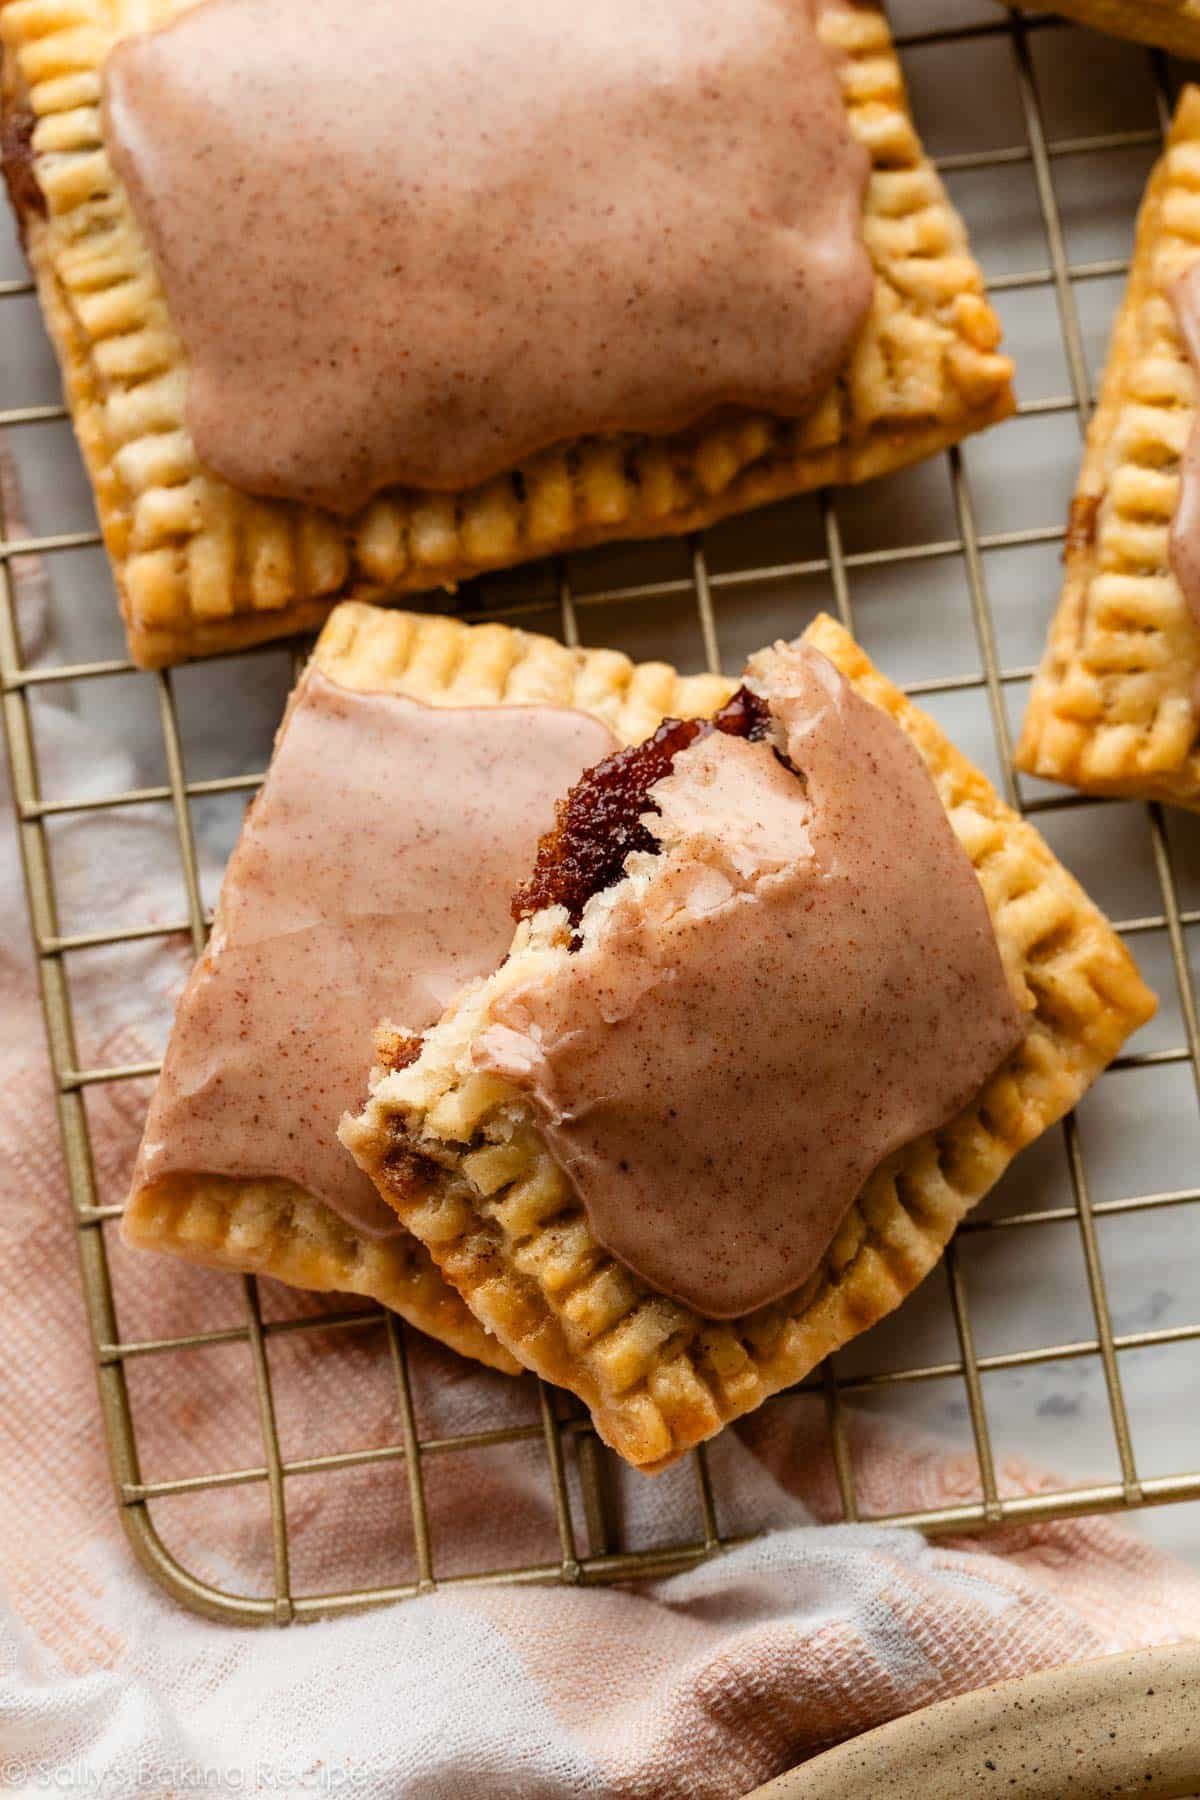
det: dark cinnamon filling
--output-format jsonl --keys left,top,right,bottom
{"left": 381, "top": 1137, "right": 443, "bottom": 1204}
{"left": 513, "top": 685, "right": 775, "bottom": 926}
{"left": 0, "top": 104, "right": 45, "bottom": 229}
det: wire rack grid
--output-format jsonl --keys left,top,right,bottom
{"left": 2, "top": 4, "right": 1199, "bottom": 1626}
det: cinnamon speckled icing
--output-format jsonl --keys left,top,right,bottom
{"left": 476, "top": 644, "right": 1026, "bottom": 1318}
{"left": 100, "top": 0, "right": 871, "bottom": 511}
{"left": 132, "top": 671, "right": 615, "bottom": 1236}
{"left": 1168, "top": 264, "right": 1200, "bottom": 638}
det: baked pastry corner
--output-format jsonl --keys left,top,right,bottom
{"left": 122, "top": 601, "right": 734, "bottom": 1367}
{"left": 343, "top": 615, "right": 1156, "bottom": 1470}
{"left": 0, "top": 0, "right": 1013, "bottom": 667}
{"left": 1017, "top": 86, "right": 1200, "bottom": 807}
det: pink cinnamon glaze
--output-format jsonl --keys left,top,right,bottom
{"left": 1169, "top": 264, "right": 1200, "bottom": 636}
{"left": 100, "top": 0, "right": 871, "bottom": 513}
{"left": 476, "top": 644, "right": 1025, "bottom": 1318}
{"left": 132, "top": 670, "right": 615, "bottom": 1237}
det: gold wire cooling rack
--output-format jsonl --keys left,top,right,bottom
{"left": 2, "top": 5, "right": 1200, "bottom": 1627}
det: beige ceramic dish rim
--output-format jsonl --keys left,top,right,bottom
{"left": 748, "top": 1640, "right": 1200, "bottom": 1798}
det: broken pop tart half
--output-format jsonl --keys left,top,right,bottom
{"left": 341, "top": 616, "right": 1155, "bottom": 1471}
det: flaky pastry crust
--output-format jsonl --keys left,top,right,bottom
{"left": 122, "top": 601, "right": 733, "bottom": 1368}
{"left": 0, "top": 0, "right": 1013, "bottom": 667}
{"left": 1017, "top": 87, "right": 1200, "bottom": 806}
{"left": 344, "top": 615, "right": 1156, "bottom": 1470}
